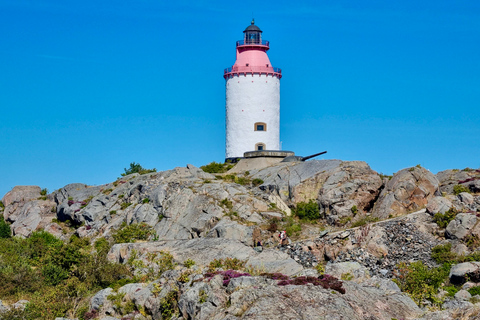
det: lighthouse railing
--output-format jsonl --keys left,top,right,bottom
{"left": 236, "top": 40, "right": 269, "bottom": 47}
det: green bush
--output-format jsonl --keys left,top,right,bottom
{"left": 252, "top": 178, "right": 264, "bottom": 186}
{"left": 433, "top": 208, "right": 457, "bottom": 228}
{"left": 121, "top": 162, "right": 156, "bottom": 176}
{"left": 444, "top": 285, "right": 459, "bottom": 297}
{"left": 200, "top": 162, "right": 234, "bottom": 173}
{"left": 468, "top": 286, "right": 480, "bottom": 296}
{"left": 112, "top": 222, "right": 156, "bottom": 244}
{"left": 295, "top": 200, "right": 320, "bottom": 220}
{"left": 350, "top": 205, "right": 358, "bottom": 216}
{"left": 0, "top": 215, "right": 11, "bottom": 238}
{"left": 431, "top": 242, "right": 458, "bottom": 264}
{"left": 0, "top": 201, "right": 4, "bottom": 210}
{"left": 393, "top": 261, "right": 450, "bottom": 306}
{"left": 0, "top": 230, "right": 133, "bottom": 319}
{"left": 184, "top": 259, "right": 196, "bottom": 268}
{"left": 40, "top": 188, "right": 48, "bottom": 196}
{"left": 453, "top": 184, "right": 471, "bottom": 195}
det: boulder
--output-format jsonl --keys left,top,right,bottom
{"left": 426, "top": 196, "right": 453, "bottom": 215}
{"left": 10, "top": 200, "right": 56, "bottom": 237}
{"left": 2, "top": 186, "right": 41, "bottom": 207}
{"left": 445, "top": 213, "right": 478, "bottom": 240}
{"left": 325, "top": 261, "right": 370, "bottom": 282}
{"left": 449, "top": 261, "right": 480, "bottom": 285}
{"left": 251, "top": 160, "right": 382, "bottom": 221}
{"left": 455, "top": 289, "right": 472, "bottom": 300}
{"left": 90, "top": 287, "right": 113, "bottom": 311}
{"left": 373, "top": 166, "right": 439, "bottom": 219}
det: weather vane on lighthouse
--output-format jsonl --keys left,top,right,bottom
{"left": 224, "top": 19, "right": 282, "bottom": 161}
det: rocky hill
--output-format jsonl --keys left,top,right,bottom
{"left": 1, "top": 160, "right": 480, "bottom": 320}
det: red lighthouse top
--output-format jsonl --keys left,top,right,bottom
{"left": 224, "top": 20, "right": 282, "bottom": 79}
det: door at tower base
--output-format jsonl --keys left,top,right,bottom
{"left": 225, "top": 74, "right": 280, "bottom": 159}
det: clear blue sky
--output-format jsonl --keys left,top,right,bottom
{"left": 1, "top": 0, "right": 479, "bottom": 198}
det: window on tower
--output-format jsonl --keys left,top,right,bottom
{"left": 254, "top": 122, "right": 266, "bottom": 131}
{"left": 255, "top": 143, "right": 266, "bottom": 151}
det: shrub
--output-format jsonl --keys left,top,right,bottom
{"left": 431, "top": 243, "right": 458, "bottom": 264}
{"left": 444, "top": 285, "right": 459, "bottom": 297}
{"left": 160, "top": 288, "right": 179, "bottom": 320}
{"left": 120, "top": 202, "right": 132, "bottom": 210}
{"left": 433, "top": 208, "right": 457, "bottom": 228}
{"left": 393, "top": 261, "right": 450, "bottom": 306}
{"left": 351, "top": 205, "right": 358, "bottom": 216}
{"left": 200, "top": 162, "right": 233, "bottom": 173}
{"left": 220, "top": 198, "right": 233, "bottom": 210}
{"left": 453, "top": 184, "right": 471, "bottom": 195}
{"left": 235, "top": 177, "right": 249, "bottom": 185}
{"left": 207, "top": 257, "right": 246, "bottom": 272}
{"left": 121, "top": 162, "right": 156, "bottom": 176}
{"left": 142, "top": 198, "right": 150, "bottom": 204}
{"left": 112, "top": 223, "right": 156, "bottom": 244}
{"left": 184, "top": 259, "right": 195, "bottom": 268}
{"left": 0, "top": 215, "right": 11, "bottom": 238}
{"left": 0, "top": 201, "right": 4, "bottom": 210}
{"left": 468, "top": 286, "right": 480, "bottom": 296}
{"left": 295, "top": 200, "right": 320, "bottom": 220}
{"left": 252, "top": 178, "right": 264, "bottom": 186}
{"left": 40, "top": 188, "right": 48, "bottom": 196}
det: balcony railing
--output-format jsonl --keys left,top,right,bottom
{"left": 223, "top": 66, "right": 282, "bottom": 79}
{"left": 236, "top": 40, "right": 269, "bottom": 47}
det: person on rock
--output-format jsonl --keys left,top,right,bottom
{"left": 278, "top": 230, "right": 288, "bottom": 246}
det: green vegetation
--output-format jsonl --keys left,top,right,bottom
{"left": 431, "top": 243, "right": 457, "bottom": 264}
{"left": 351, "top": 216, "right": 379, "bottom": 228}
{"left": 112, "top": 222, "right": 156, "bottom": 244}
{"left": 252, "top": 178, "right": 264, "bottom": 186}
{"left": 444, "top": 285, "right": 459, "bottom": 297}
{"left": 40, "top": 188, "right": 48, "bottom": 196}
{"left": 0, "top": 215, "right": 11, "bottom": 238}
{"left": 282, "top": 216, "right": 302, "bottom": 237}
{"left": 453, "top": 184, "right": 471, "bottom": 195}
{"left": 393, "top": 261, "right": 450, "bottom": 306}
{"left": 200, "top": 161, "right": 234, "bottom": 173}
{"left": 468, "top": 286, "right": 480, "bottom": 296}
{"left": 121, "top": 162, "right": 157, "bottom": 177}
{"left": 120, "top": 202, "right": 132, "bottom": 210}
{"left": 350, "top": 205, "right": 358, "bottom": 216}
{"left": 183, "top": 259, "right": 196, "bottom": 268}
{"left": 0, "top": 231, "right": 131, "bottom": 319}
{"left": 295, "top": 200, "right": 320, "bottom": 220}
{"left": 142, "top": 198, "right": 150, "bottom": 204}
{"left": 0, "top": 201, "right": 4, "bottom": 210}
{"left": 433, "top": 208, "right": 457, "bottom": 228}
{"left": 160, "top": 288, "right": 179, "bottom": 320}
{"left": 220, "top": 198, "right": 233, "bottom": 210}
{"left": 198, "top": 290, "right": 208, "bottom": 303}
{"left": 208, "top": 257, "right": 246, "bottom": 272}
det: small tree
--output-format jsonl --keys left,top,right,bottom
{"left": 121, "top": 162, "right": 156, "bottom": 176}
{"left": 295, "top": 200, "right": 321, "bottom": 220}
{"left": 0, "top": 215, "right": 11, "bottom": 238}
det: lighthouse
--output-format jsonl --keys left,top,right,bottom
{"left": 224, "top": 20, "right": 282, "bottom": 161}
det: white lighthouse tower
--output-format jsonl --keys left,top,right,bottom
{"left": 224, "top": 20, "right": 282, "bottom": 161}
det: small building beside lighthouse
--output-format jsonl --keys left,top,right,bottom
{"left": 224, "top": 20, "right": 282, "bottom": 161}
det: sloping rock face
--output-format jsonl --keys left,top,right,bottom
{"left": 91, "top": 272, "right": 422, "bottom": 320}
{"left": 107, "top": 238, "right": 304, "bottom": 276}
{"left": 372, "top": 166, "right": 439, "bottom": 219}
{"left": 251, "top": 160, "right": 383, "bottom": 221}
